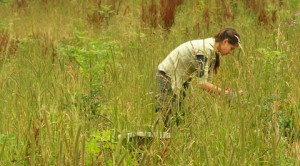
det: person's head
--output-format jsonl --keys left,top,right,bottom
{"left": 214, "top": 28, "right": 240, "bottom": 56}
{"left": 213, "top": 28, "right": 240, "bottom": 74}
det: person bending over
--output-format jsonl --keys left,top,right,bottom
{"left": 156, "top": 28, "right": 242, "bottom": 130}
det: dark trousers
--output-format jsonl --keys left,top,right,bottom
{"left": 156, "top": 70, "right": 189, "bottom": 130}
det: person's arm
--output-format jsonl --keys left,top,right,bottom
{"left": 198, "top": 82, "right": 230, "bottom": 95}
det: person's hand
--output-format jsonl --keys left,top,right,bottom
{"left": 225, "top": 87, "right": 243, "bottom": 95}
{"left": 225, "top": 87, "right": 231, "bottom": 95}
{"left": 238, "top": 89, "right": 243, "bottom": 95}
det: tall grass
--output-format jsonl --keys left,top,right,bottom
{"left": 0, "top": 0, "right": 299, "bottom": 165}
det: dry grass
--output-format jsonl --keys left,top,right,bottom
{"left": 141, "top": 0, "right": 184, "bottom": 30}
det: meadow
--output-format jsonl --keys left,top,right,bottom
{"left": 0, "top": 0, "right": 300, "bottom": 165}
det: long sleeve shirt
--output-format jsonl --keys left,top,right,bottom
{"left": 158, "top": 37, "right": 217, "bottom": 94}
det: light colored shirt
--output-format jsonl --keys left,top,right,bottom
{"left": 158, "top": 37, "right": 217, "bottom": 94}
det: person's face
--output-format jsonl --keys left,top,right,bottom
{"left": 218, "top": 39, "right": 237, "bottom": 56}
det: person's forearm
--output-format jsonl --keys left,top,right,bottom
{"left": 198, "top": 82, "right": 222, "bottom": 95}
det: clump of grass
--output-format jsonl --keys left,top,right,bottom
{"left": 14, "top": 0, "right": 27, "bottom": 8}
{"left": 141, "top": 0, "right": 159, "bottom": 28}
{"left": 159, "top": 0, "right": 183, "bottom": 30}
{"left": 141, "top": 0, "right": 184, "bottom": 30}
{"left": 87, "top": 0, "right": 119, "bottom": 26}
{"left": 221, "top": 0, "right": 235, "bottom": 20}
{"left": 0, "top": 30, "right": 18, "bottom": 59}
{"left": 244, "top": 0, "right": 278, "bottom": 26}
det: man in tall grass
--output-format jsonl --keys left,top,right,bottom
{"left": 156, "top": 28, "right": 241, "bottom": 130}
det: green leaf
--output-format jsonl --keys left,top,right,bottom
{"left": 0, "top": 134, "right": 3, "bottom": 144}
{"left": 7, "top": 134, "right": 16, "bottom": 140}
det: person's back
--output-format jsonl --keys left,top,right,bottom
{"left": 158, "top": 37, "right": 216, "bottom": 94}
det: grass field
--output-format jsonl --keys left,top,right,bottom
{"left": 0, "top": 0, "right": 300, "bottom": 165}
